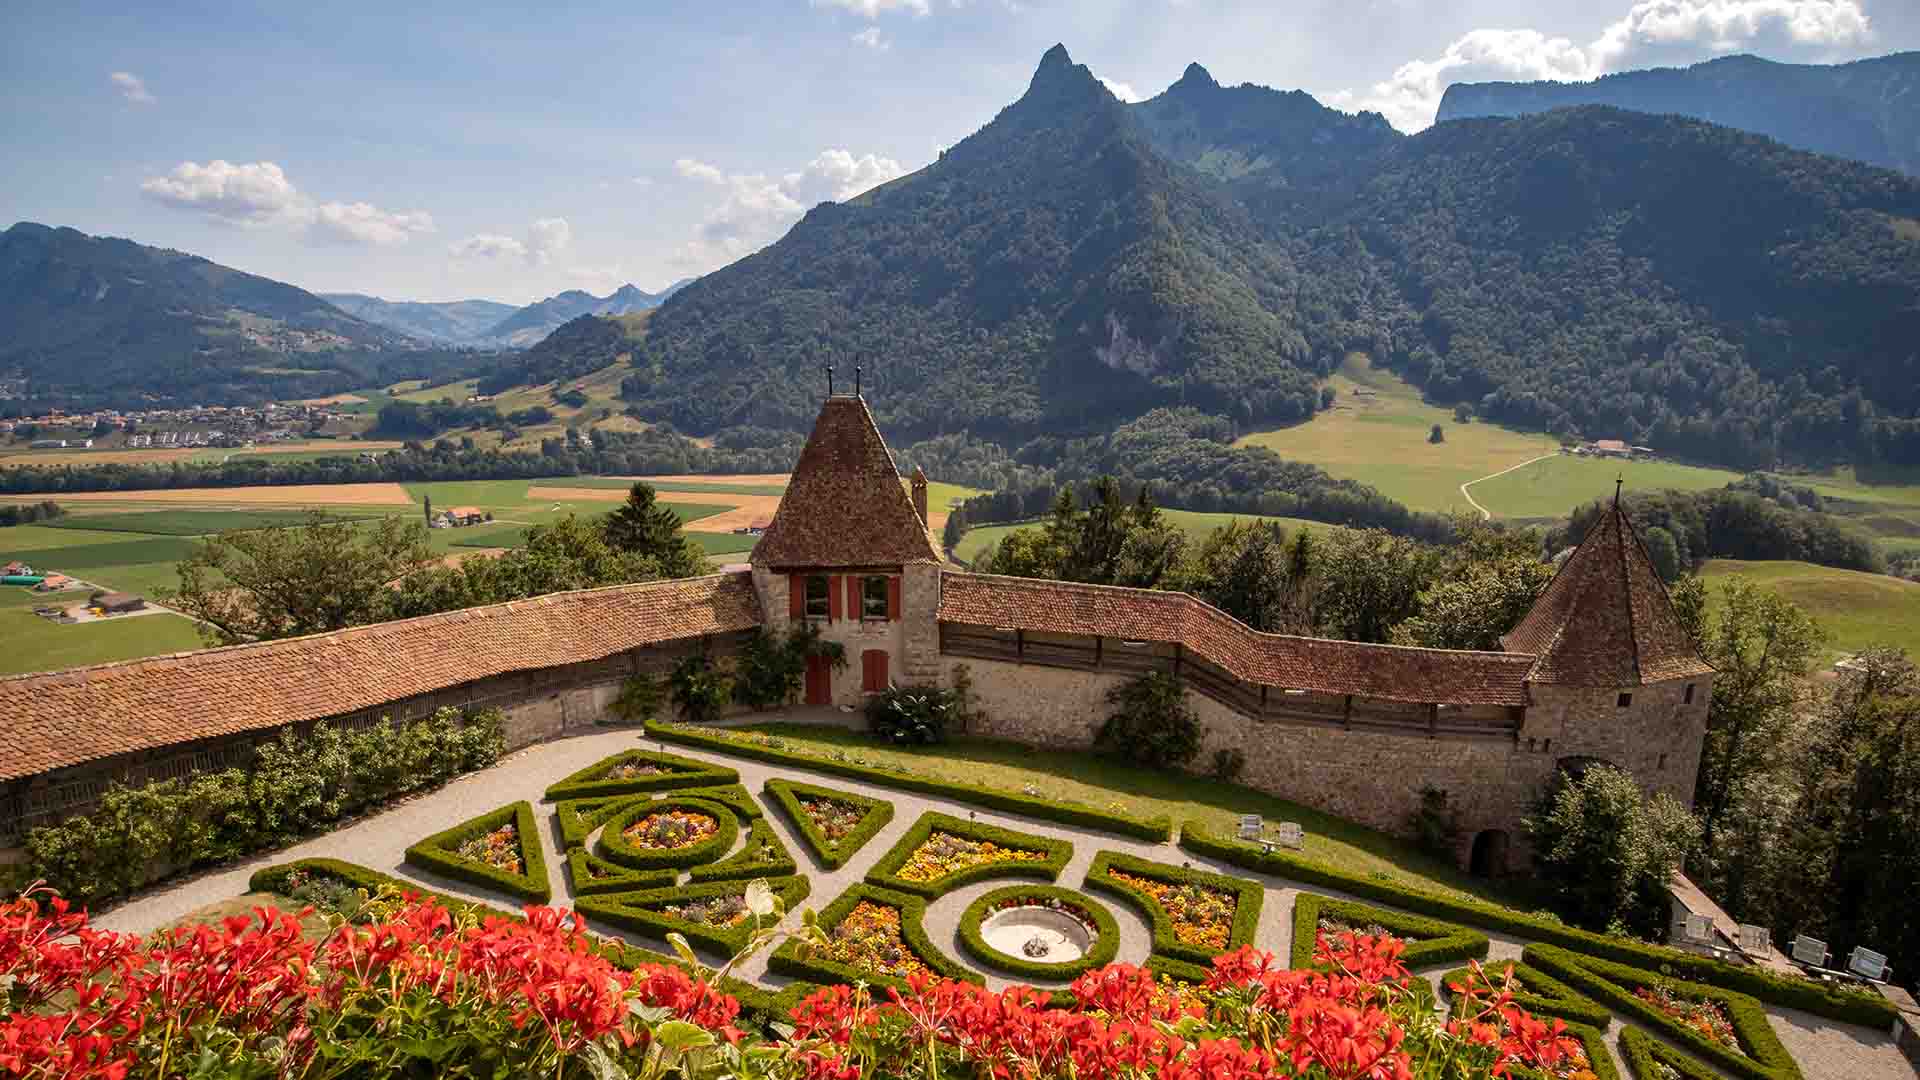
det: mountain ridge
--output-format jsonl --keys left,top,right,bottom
{"left": 481, "top": 280, "right": 694, "bottom": 347}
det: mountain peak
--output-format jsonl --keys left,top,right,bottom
{"left": 1174, "top": 62, "right": 1217, "bottom": 91}
{"left": 1037, "top": 43, "right": 1073, "bottom": 72}
{"left": 1016, "top": 43, "right": 1112, "bottom": 115}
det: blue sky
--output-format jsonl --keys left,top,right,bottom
{"left": 4, "top": 0, "right": 1912, "bottom": 305}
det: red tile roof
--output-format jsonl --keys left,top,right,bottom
{"left": 939, "top": 572, "right": 1534, "bottom": 706}
{"left": 1502, "top": 504, "right": 1714, "bottom": 686}
{"left": 0, "top": 572, "right": 762, "bottom": 783}
{"left": 751, "top": 396, "right": 941, "bottom": 569}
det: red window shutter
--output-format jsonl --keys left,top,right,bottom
{"left": 788, "top": 574, "right": 805, "bottom": 619}
{"left": 887, "top": 576, "right": 902, "bottom": 621}
{"left": 828, "top": 575, "right": 843, "bottom": 622}
{"left": 846, "top": 575, "right": 860, "bottom": 619}
{"left": 863, "top": 650, "right": 888, "bottom": 692}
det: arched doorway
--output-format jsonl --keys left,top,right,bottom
{"left": 1469, "top": 829, "right": 1509, "bottom": 878}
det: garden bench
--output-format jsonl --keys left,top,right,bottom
{"left": 1273, "top": 821, "right": 1304, "bottom": 849}
{"left": 1847, "top": 946, "right": 1892, "bottom": 984}
{"left": 1237, "top": 815, "right": 1263, "bottom": 840}
{"left": 1791, "top": 935, "right": 1833, "bottom": 977}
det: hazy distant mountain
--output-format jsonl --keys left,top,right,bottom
{"left": 482, "top": 279, "right": 695, "bottom": 347}
{"left": 1437, "top": 52, "right": 1920, "bottom": 176}
{"left": 320, "top": 293, "right": 518, "bottom": 344}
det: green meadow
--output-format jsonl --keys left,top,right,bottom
{"left": 1700, "top": 559, "right": 1920, "bottom": 663}
{"left": 1466, "top": 454, "right": 1743, "bottom": 522}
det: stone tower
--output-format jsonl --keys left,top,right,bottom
{"left": 749, "top": 394, "right": 945, "bottom": 706}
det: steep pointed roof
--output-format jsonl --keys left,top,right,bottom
{"left": 752, "top": 396, "right": 941, "bottom": 569}
{"left": 1502, "top": 502, "right": 1713, "bottom": 686}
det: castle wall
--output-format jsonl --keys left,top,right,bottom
{"left": 1519, "top": 676, "right": 1713, "bottom": 808}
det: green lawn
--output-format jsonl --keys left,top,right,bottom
{"left": 46, "top": 510, "right": 381, "bottom": 536}
{"left": 952, "top": 509, "right": 1348, "bottom": 567}
{"left": 713, "top": 722, "right": 1523, "bottom": 907}
{"left": 1467, "top": 454, "right": 1742, "bottom": 522}
{"left": 1700, "top": 559, "right": 1920, "bottom": 662}
{"left": 1236, "top": 354, "right": 1558, "bottom": 515}
{"left": 690, "top": 533, "right": 759, "bottom": 556}
{"left": 0, "top": 609, "right": 206, "bottom": 677}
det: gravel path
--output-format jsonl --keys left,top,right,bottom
{"left": 90, "top": 726, "right": 1916, "bottom": 1079}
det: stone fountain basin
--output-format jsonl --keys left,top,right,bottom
{"left": 979, "top": 905, "right": 1093, "bottom": 962}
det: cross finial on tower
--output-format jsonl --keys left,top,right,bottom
{"left": 825, "top": 363, "right": 834, "bottom": 397}
{"left": 855, "top": 364, "right": 863, "bottom": 398}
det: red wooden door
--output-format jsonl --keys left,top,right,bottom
{"left": 804, "top": 654, "right": 832, "bottom": 705}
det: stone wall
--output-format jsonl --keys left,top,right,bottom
{"left": 752, "top": 565, "right": 937, "bottom": 707}
{"left": 1520, "top": 676, "right": 1712, "bottom": 808}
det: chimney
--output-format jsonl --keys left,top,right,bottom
{"left": 910, "top": 466, "right": 929, "bottom": 526}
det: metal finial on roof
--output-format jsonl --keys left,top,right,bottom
{"left": 825, "top": 363, "right": 834, "bottom": 397}
{"left": 855, "top": 364, "right": 863, "bottom": 399}
{"left": 1614, "top": 476, "right": 1624, "bottom": 507}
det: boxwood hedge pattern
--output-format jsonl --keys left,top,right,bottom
{"left": 248, "top": 858, "right": 819, "bottom": 1028}
{"left": 567, "top": 847, "right": 677, "bottom": 896}
{"left": 688, "top": 816, "right": 797, "bottom": 883}
{"left": 1084, "top": 851, "right": 1263, "bottom": 966}
{"left": 651, "top": 721, "right": 1172, "bottom": 841}
{"left": 1289, "top": 894, "right": 1489, "bottom": 971}
{"left": 575, "top": 875, "right": 813, "bottom": 956}
{"left": 595, "top": 796, "right": 738, "bottom": 871}
{"left": 1524, "top": 944, "right": 1802, "bottom": 1080}
{"left": 403, "top": 800, "right": 550, "bottom": 903}
{"left": 1619, "top": 1026, "right": 1722, "bottom": 1080}
{"left": 864, "top": 812, "right": 1072, "bottom": 898}
{"left": 671, "top": 783, "right": 764, "bottom": 822}
{"left": 556, "top": 796, "right": 642, "bottom": 850}
{"left": 543, "top": 749, "right": 738, "bottom": 801}
{"left": 1438, "top": 959, "right": 1611, "bottom": 1028}
{"left": 769, "top": 882, "right": 981, "bottom": 994}
{"left": 764, "top": 778, "right": 895, "bottom": 870}
{"left": 1177, "top": 823, "right": 1895, "bottom": 1031}
{"left": 956, "top": 884, "right": 1120, "bottom": 981}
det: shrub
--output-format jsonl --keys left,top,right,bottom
{"left": 734, "top": 625, "right": 846, "bottom": 709}
{"left": 956, "top": 884, "right": 1121, "bottom": 980}
{"left": 1621, "top": 1026, "right": 1722, "bottom": 1080}
{"left": 595, "top": 797, "right": 738, "bottom": 870}
{"left": 865, "top": 684, "right": 958, "bottom": 744}
{"left": 764, "top": 778, "right": 895, "bottom": 869}
{"left": 566, "top": 848, "right": 677, "bottom": 896}
{"left": 403, "top": 801, "right": 550, "bottom": 903}
{"left": 608, "top": 672, "right": 665, "bottom": 724}
{"left": 575, "top": 875, "right": 812, "bottom": 955}
{"left": 669, "top": 653, "right": 735, "bottom": 723}
{"left": 863, "top": 812, "right": 1072, "bottom": 898}
{"left": 1290, "top": 894, "right": 1489, "bottom": 970}
{"left": 1440, "top": 960, "right": 1612, "bottom": 1027}
{"left": 767, "top": 883, "right": 981, "bottom": 993}
{"left": 1209, "top": 748, "right": 1246, "bottom": 782}
{"left": 1085, "top": 850, "right": 1263, "bottom": 965}
{"left": 1095, "top": 671, "right": 1200, "bottom": 768}
{"left": 1407, "top": 786, "right": 1462, "bottom": 860}
{"left": 1525, "top": 764, "right": 1700, "bottom": 937}
{"left": 554, "top": 796, "right": 641, "bottom": 849}
{"left": 542, "top": 750, "right": 738, "bottom": 801}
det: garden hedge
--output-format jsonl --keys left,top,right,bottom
{"left": 1438, "top": 959, "right": 1611, "bottom": 1028}
{"left": 1619, "top": 1026, "right": 1722, "bottom": 1080}
{"left": 956, "top": 885, "right": 1120, "bottom": 981}
{"left": 403, "top": 800, "right": 550, "bottom": 903}
{"left": 688, "top": 817, "right": 798, "bottom": 883}
{"left": 566, "top": 847, "right": 677, "bottom": 896}
{"left": 650, "top": 721, "right": 1173, "bottom": 840}
{"left": 768, "top": 882, "right": 981, "bottom": 994}
{"left": 543, "top": 749, "right": 738, "bottom": 801}
{"left": 1289, "top": 894, "right": 1488, "bottom": 971}
{"left": 1178, "top": 822, "right": 1896, "bottom": 1030}
{"left": 1084, "top": 851, "right": 1263, "bottom": 966}
{"left": 574, "top": 875, "right": 813, "bottom": 956}
{"left": 248, "top": 858, "right": 817, "bottom": 1028}
{"left": 672, "top": 782, "right": 764, "bottom": 821}
{"left": 595, "top": 797, "right": 738, "bottom": 871}
{"left": 556, "top": 796, "right": 642, "bottom": 850}
{"left": 1524, "top": 944, "right": 1802, "bottom": 1080}
{"left": 864, "top": 812, "right": 1072, "bottom": 898}
{"left": 1143, "top": 954, "right": 1215, "bottom": 986}
{"left": 764, "top": 778, "right": 895, "bottom": 870}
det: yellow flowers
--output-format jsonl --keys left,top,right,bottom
{"left": 819, "top": 900, "right": 931, "bottom": 979}
{"left": 1110, "top": 869, "right": 1236, "bottom": 950}
{"left": 625, "top": 810, "right": 719, "bottom": 851}
{"left": 897, "top": 832, "right": 1045, "bottom": 884}
{"left": 456, "top": 823, "right": 524, "bottom": 876}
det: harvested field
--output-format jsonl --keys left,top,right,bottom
{"left": 0, "top": 483, "right": 415, "bottom": 507}
{"left": 0, "top": 440, "right": 401, "bottom": 469}
{"left": 527, "top": 486, "right": 784, "bottom": 533}
{"left": 631, "top": 473, "right": 791, "bottom": 486}
{"left": 294, "top": 393, "right": 369, "bottom": 405}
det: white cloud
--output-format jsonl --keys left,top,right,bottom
{"left": 852, "top": 25, "right": 890, "bottom": 50}
{"left": 526, "top": 217, "right": 572, "bottom": 264}
{"left": 1332, "top": 0, "right": 1873, "bottom": 133}
{"left": 811, "top": 0, "right": 930, "bottom": 15}
{"left": 449, "top": 217, "right": 572, "bottom": 265}
{"left": 139, "top": 159, "right": 432, "bottom": 246}
{"left": 109, "top": 71, "right": 155, "bottom": 105}
{"left": 1098, "top": 76, "right": 1143, "bottom": 103}
{"left": 448, "top": 233, "right": 527, "bottom": 260}
{"left": 676, "top": 148, "right": 910, "bottom": 271}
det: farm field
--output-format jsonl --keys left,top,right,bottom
{"left": 1236, "top": 354, "right": 1557, "bottom": 515}
{"left": 1700, "top": 558, "right": 1920, "bottom": 663}
{"left": 0, "top": 439, "right": 403, "bottom": 469}
{"left": 952, "top": 508, "right": 1348, "bottom": 567}
{"left": 0, "top": 482, "right": 416, "bottom": 506}
{"left": 46, "top": 509, "right": 385, "bottom": 536}
{"left": 1466, "top": 453, "right": 1743, "bottom": 521}
{"left": 0, "top": 605, "right": 205, "bottom": 677}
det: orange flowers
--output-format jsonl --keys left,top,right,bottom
{"left": 817, "top": 901, "right": 932, "bottom": 980}
{"left": 896, "top": 832, "right": 1045, "bottom": 884}
{"left": 624, "top": 809, "right": 719, "bottom": 851}
{"left": 1108, "top": 869, "right": 1237, "bottom": 950}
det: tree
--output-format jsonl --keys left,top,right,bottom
{"left": 1453, "top": 404, "right": 1472, "bottom": 424}
{"left": 1526, "top": 764, "right": 1701, "bottom": 935}
{"left": 1311, "top": 528, "right": 1437, "bottom": 643}
{"left": 1429, "top": 424, "right": 1445, "bottom": 444}
{"left": 423, "top": 493, "right": 432, "bottom": 524}
{"left": 1181, "top": 519, "right": 1317, "bottom": 633}
{"left": 1391, "top": 558, "right": 1555, "bottom": 650}
{"left": 388, "top": 515, "right": 677, "bottom": 618}
{"left": 1096, "top": 671, "right": 1201, "bottom": 768}
{"left": 1641, "top": 525, "right": 1682, "bottom": 582}
{"left": 165, "top": 513, "right": 438, "bottom": 645}
{"left": 602, "top": 481, "right": 705, "bottom": 577}
{"left": 940, "top": 507, "right": 968, "bottom": 551}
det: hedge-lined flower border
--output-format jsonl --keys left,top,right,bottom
{"left": 1533, "top": 1022, "right": 1621, "bottom": 1080}
{"left": 956, "top": 885, "right": 1120, "bottom": 981}
{"left": 595, "top": 797, "right": 738, "bottom": 871}
{"left": 1176, "top": 822, "right": 1895, "bottom": 1031}
{"left": 574, "top": 875, "right": 813, "bottom": 956}
{"left": 650, "top": 721, "right": 1172, "bottom": 841}
{"left": 764, "top": 778, "right": 896, "bottom": 870}
{"left": 1524, "top": 944, "right": 1801, "bottom": 1080}
{"left": 769, "top": 882, "right": 981, "bottom": 993}
{"left": 566, "top": 847, "right": 677, "bottom": 896}
{"left": 556, "top": 796, "right": 642, "bottom": 850}
{"left": 403, "top": 800, "right": 550, "bottom": 903}
{"left": 1438, "top": 960, "right": 1611, "bottom": 1028}
{"left": 671, "top": 783, "right": 764, "bottom": 822}
{"left": 688, "top": 817, "right": 797, "bottom": 883}
{"left": 864, "top": 811, "right": 1071, "bottom": 898}
{"left": 1619, "top": 1025, "right": 1722, "bottom": 1080}
{"left": 543, "top": 749, "right": 739, "bottom": 801}
{"left": 1084, "top": 851, "right": 1262, "bottom": 966}
{"left": 1289, "top": 894, "right": 1489, "bottom": 971}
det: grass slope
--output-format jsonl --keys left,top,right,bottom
{"left": 1469, "top": 453, "right": 1741, "bottom": 521}
{"left": 1700, "top": 558, "right": 1920, "bottom": 661}
{"left": 0, "top": 608, "right": 205, "bottom": 676}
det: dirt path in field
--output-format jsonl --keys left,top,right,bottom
{"left": 0, "top": 483, "right": 415, "bottom": 507}
{"left": 1459, "top": 453, "right": 1557, "bottom": 520}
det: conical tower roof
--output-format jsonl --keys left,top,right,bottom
{"left": 1502, "top": 501, "right": 1713, "bottom": 686}
{"left": 752, "top": 396, "right": 941, "bottom": 569}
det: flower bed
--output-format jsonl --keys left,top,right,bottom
{"left": 595, "top": 796, "right": 737, "bottom": 871}
{"left": 764, "top": 778, "right": 894, "bottom": 869}
{"left": 555, "top": 795, "right": 642, "bottom": 849}
{"left": 1290, "top": 894, "right": 1488, "bottom": 971}
{"left": 565, "top": 847, "right": 677, "bottom": 896}
{"left": 404, "top": 800, "right": 550, "bottom": 902}
{"left": 864, "top": 812, "right": 1071, "bottom": 898}
{"left": 1620, "top": 1026, "right": 1723, "bottom": 1080}
{"left": 957, "top": 884, "right": 1122, "bottom": 980}
{"left": 543, "top": 749, "right": 737, "bottom": 800}
{"left": 1635, "top": 984, "right": 1738, "bottom": 1049}
{"left": 672, "top": 782, "right": 764, "bottom": 821}
{"left": 575, "top": 876, "right": 813, "bottom": 956}
{"left": 1085, "top": 851, "right": 1262, "bottom": 965}
{"left": 769, "top": 883, "right": 979, "bottom": 993}
{"left": 1441, "top": 961, "right": 1612, "bottom": 1028}
{"left": 688, "top": 816, "right": 797, "bottom": 883}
